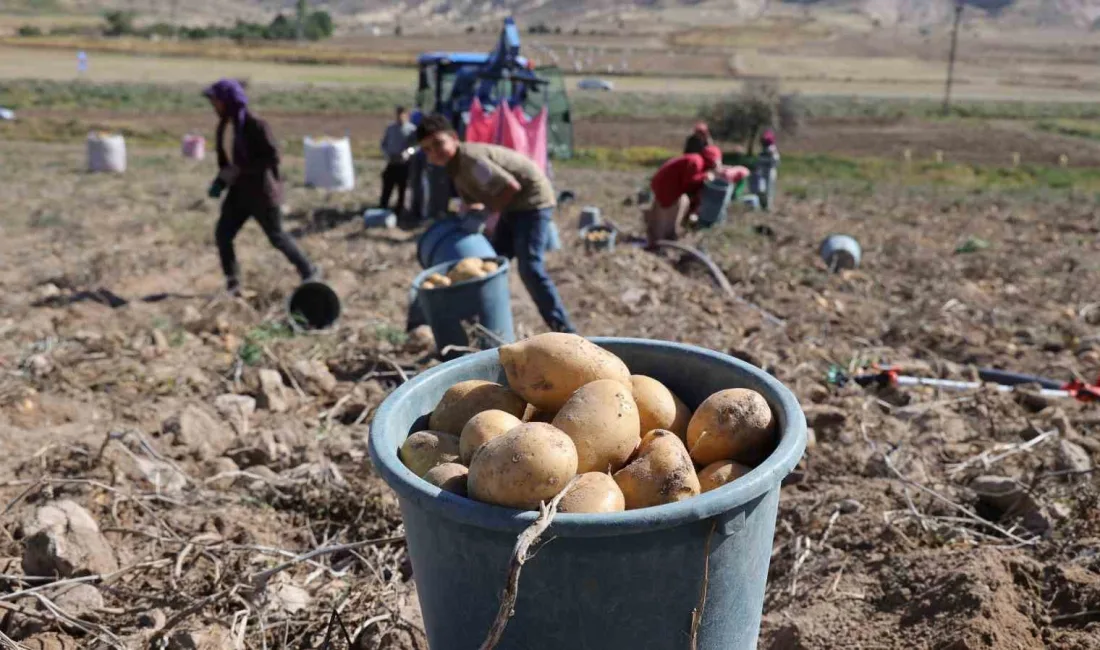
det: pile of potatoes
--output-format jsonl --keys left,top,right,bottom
{"left": 584, "top": 229, "right": 612, "bottom": 243}
{"left": 420, "top": 257, "right": 500, "bottom": 290}
{"left": 398, "top": 333, "right": 777, "bottom": 513}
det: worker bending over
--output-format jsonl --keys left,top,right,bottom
{"left": 204, "top": 79, "right": 316, "bottom": 296}
{"left": 643, "top": 145, "right": 722, "bottom": 248}
{"left": 415, "top": 114, "right": 576, "bottom": 334}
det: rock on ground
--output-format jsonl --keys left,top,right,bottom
{"left": 162, "top": 404, "right": 233, "bottom": 461}
{"left": 164, "top": 625, "right": 231, "bottom": 650}
{"left": 22, "top": 500, "right": 119, "bottom": 578}
{"left": 969, "top": 475, "right": 1049, "bottom": 534}
{"left": 213, "top": 393, "right": 256, "bottom": 434}
{"left": 257, "top": 368, "right": 291, "bottom": 413}
{"left": 292, "top": 359, "right": 338, "bottom": 395}
{"left": 1056, "top": 439, "right": 1092, "bottom": 474}
{"left": 201, "top": 456, "right": 240, "bottom": 490}
{"left": 51, "top": 583, "right": 104, "bottom": 618}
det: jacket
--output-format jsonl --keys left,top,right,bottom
{"left": 650, "top": 153, "right": 709, "bottom": 212}
{"left": 216, "top": 113, "right": 283, "bottom": 207}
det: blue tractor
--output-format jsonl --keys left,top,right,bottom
{"left": 408, "top": 17, "right": 574, "bottom": 223}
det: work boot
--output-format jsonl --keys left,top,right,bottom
{"left": 226, "top": 278, "right": 242, "bottom": 298}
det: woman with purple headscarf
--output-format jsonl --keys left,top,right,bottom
{"left": 204, "top": 78, "right": 316, "bottom": 296}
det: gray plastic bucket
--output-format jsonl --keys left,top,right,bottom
{"left": 697, "top": 179, "right": 733, "bottom": 227}
{"left": 411, "top": 256, "right": 515, "bottom": 355}
{"left": 363, "top": 208, "right": 397, "bottom": 229}
{"left": 578, "top": 206, "right": 602, "bottom": 230}
{"left": 368, "top": 338, "right": 807, "bottom": 650}
{"left": 819, "top": 234, "right": 861, "bottom": 271}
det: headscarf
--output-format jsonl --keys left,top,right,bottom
{"left": 204, "top": 79, "right": 250, "bottom": 164}
{"left": 761, "top": 129, "right": 776, "bottom": 146}
{"left": 693, "top": 121, "right": 710, "bottom": 136}
{"left": 701, "top": 145, "right": 722, "bottom": 170}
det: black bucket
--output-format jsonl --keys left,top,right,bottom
{"left": 288, "top": 281, "right": 341, "bottom": 330}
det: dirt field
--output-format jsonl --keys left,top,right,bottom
{"left": 1, "top": 119, "right": 1098, "bottom": 649}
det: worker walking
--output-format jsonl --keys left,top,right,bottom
{"left": 380, "top": 105, "right": 417, "bottom": 214}
{"left": 415, "top": 114, "right": 576, "bottom": 334}
{"left": 643, "top": 145, "right": 722, "bottom": 248}
{"left": 204, "top": 79, "right": 315, "bottom": 296}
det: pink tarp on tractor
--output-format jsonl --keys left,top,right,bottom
{"left": 465, "top": 98, "right": 550, "bottom": 232}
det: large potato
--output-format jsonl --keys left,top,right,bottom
{"left": 460, "top": 409, "right": 523, "bottom": 464}
{"left": 551, "top": 379, "right": 640, "bottom": 473}
{"left": 613, "top": 430, "right": 700, "bottom": 510}
{"left": 468, "top": 423, "right": 578, "bottom": 510}
{"left": 558, "top": 472, "right": 625, "bottom": 514}
{"left": 630, "top": 375, "right": 691, "bottom": 441}
{"left": 423, "top": 463, "right": 469, "bottom": 496}
{"left": 499, "top": 333, "right": 632, "bottom": 412}
{"left": 429, "top": 380, "right": 526, "bottom": 435}
{"left": 698, "top": 460, "right": 751, "bottom": 493}
{"left": 687, "top": 389, "right": 776, "bottom": 466}
{"left": 399, "top": 431, "right": 460, "bottom": 477}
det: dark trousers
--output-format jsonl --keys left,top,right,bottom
{"left": 216, "top": 191, "right": 314, "bottom": 289}
{"left": 381, "top": 162, "right": 409, "bottom": 212}
{"left": 493, "top": 208, "right": 575, "bottom": 333}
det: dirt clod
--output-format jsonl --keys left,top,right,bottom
{"left": 257, "top": 368, "right": 292, "bottom": 413}
{"left": 22, "top": 500, "right": 119, "bottom": 578}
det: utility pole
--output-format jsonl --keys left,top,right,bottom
{"left": 296, "top": 0, "right": 307, "bottom": 42}
{"left": 942, "top": 1, "right": 964, "bottom": 117}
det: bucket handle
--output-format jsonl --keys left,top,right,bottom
{"left": 715, "top": 508, "right": 746, "bottom": 537}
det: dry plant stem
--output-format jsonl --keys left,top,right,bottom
{"left": 0, "top": 629, "right": 28, "bottom": 650}
{"left": 0, "top": 558, "right": 170, "bottom": 602}
{"left": 250, "top": 535, "right": 406, "bottom": 594}
{"left": 377, "top": 356, "right": 409, "bottom": 384}
{"left": 263, "top": 345, "right": 307, "bottom": 401}
{"left": 689, "top": 521, "right": 718, "bottom": 650}
{"left": 881, "top": 452, "right": 1037, "bottom": 545}
{"left": 946, "top": 428, "right": 1056, "bottom": 477}
{"left": 479, "top": 476, "right": 579, "bottom": 650}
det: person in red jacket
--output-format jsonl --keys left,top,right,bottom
{"left": 643, "top": 145, "right": 721, "bottom": 248}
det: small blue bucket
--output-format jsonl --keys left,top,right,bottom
{"left": 819, "top": 234, "right": 861, "bottom": 271}
{"left": 411, "top": 256, "right": 515, "bottom": 355}
{"left": 363, "top": 208, "right": 397, "bottom": 229}
{"left": 368, "top": 338, "right": 807, "bottom": 650}
{"left": 697, "top": 179, "right": 733, "bottom": 227}
{"left": 416, "top": 218, "right": 498, "bottom": 269}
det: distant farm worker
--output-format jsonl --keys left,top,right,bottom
{"left": 415, "top": 113, "right": 577, "bottom": 334}
{"left": 643, "top": 145, "right": 722, "bottom": 248}
{"left": 380, "top": 105, "right": 417, "bottom": 214}
{"left": 683, "top": 122, "right": 713, "bottom": 155}
{"left": 204, "top": 79, "right": 315, "bottom": 296}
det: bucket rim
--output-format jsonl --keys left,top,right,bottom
{"left": 368, "top": 337, "right": 807, "bottom": 538}
{"left": 412, "top": 256, "right": 510, "bottom": 294}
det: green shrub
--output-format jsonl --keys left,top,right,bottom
{"left": 17, "top": 25, "right": 43, "bottom": 37}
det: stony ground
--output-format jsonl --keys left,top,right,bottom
{"left": 0, "top": 137, "right": 1098, "bottom": 649}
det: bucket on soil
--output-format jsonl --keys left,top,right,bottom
{"left": 820, "top": 235, "right": 861, "bottom": 272}
{"left": 697, "top": 178, "right": 733, "bottom": 227}
{"left": 368, "top": 338, "right": 807, "bottom": 650}
{"left": 288, "top": 281, "right": 341, "bottom": 330}
{"left": 578, "top": 206, "right": 602, "bottom": 230}
{"left": 580, "top": 224, "right": 616, "bottom": 252}
{"left": 411, "top": 256, "right": 515, "bottom": 356}
{"left": 363, "top": 208, "right": 397, "bottom": 229}
{"left": 416, "top": 218, "right": 498, "bottom": 269}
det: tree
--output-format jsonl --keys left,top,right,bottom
{"left": 701, "top": 78, "right": 803, "bottom": 153}
{"left": 102, "top": 10, "right": 136, "bottom": 37}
